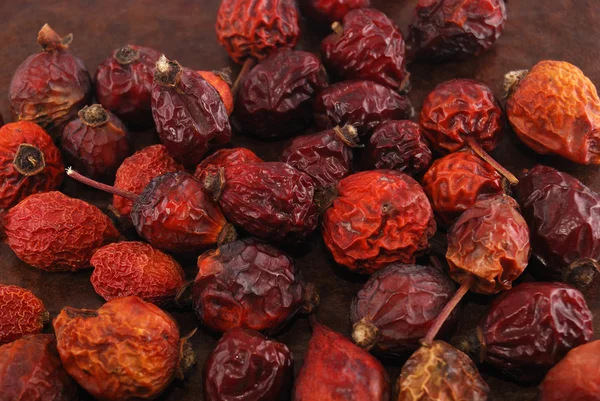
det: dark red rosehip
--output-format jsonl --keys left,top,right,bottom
{"left": 204, "top": 328, "right": 293, "bottom": 401}
{"left": 0, "top": 284, "right": 49, "bottom": 345}
{"left": 61, "top": 104, "right": 131, "bottom": 181}
{"left": 9, "top": 24, "right": 92, "bottom": 138}
{"left": 314, "top": 80, "right": 414, "bottom": 137}
{"left": 194, "top": 148, "right": 263, "bottom": 179}
{"left": 95, "top": 45, "right": 162, "bottom": 124}
{"left": 303, "top": 0, "right": 371, "bottom": 23}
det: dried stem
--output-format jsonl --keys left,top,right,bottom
{"left": 331, "top": 21, "right": 344, "bottom": 35}
{"left": 66, "top": 167, "right": 138, "bottom": 200}
{"left": 231, "top": 58, "right": 256, "bottom": 98}
{"left": 466, "top": 138, "right": 519, "bottom": 186}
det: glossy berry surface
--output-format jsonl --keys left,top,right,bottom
{"left": 197, "top": 70, "right": 234, "bottom": 115}
{"left": 0, "top": 284, "right": 48, "bottom": 345}
{"left": 304, "top": 0, "right": 371, "bottom": 23}
{"left": 194, "top": 148, "right": 262, "bottom": 179}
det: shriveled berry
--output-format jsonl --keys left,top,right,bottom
{"left": 0, "top": 121, "right": 63, "bottom": 210}
{"left": 198, "top": 70, "right": 234, "bottom": 115}
{"left": 9, "top": 24, "right": 92, "bottom": 138}
{"left": 194, "top": 148, "right": 262, "bottom": 179}
{"left": 90, "top": 241, "right": 186, "bottom": 306}
{"left": 54, "top": 296, "right": 196, "bottom": 401}
{"left": 3, "top": 191, "right": 119, "bottom": 272}
{"left": 303, "top": 0, "right": 370, "bottom": 23}
{"left": 0, "top": 285, "right": 49, "bottom": 345}
{"left": 203, "top": 328, "right": 293, "bottom": 401}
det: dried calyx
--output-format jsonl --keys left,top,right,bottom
{"left": 175, "top": 329, "right": 197, "bottom": 380}
{"left": 455, "top": 326, "right": 487, "bottom": 363}
{"left": 331, "top": 21, "right": 344, "bottom": 35}
{"left": 115, "top": 45, "right": 140, "bottom": 65}
{"left": 13, "top": 144, "right": 45, "bottom": 176}
{"left": 567, "top": 258, "right": 600, "bottom": 289}
{"left": 352, "top": 318, "right": 379, "bottom": 350}
{"left": 503, "top": 69, "right": 529, "bottom": 98}
{"left": 301, "top": 283, "right": 321, "bottom": 314}
{"left": 37, "top": 23, "right": 72, "bottom": 51}
{"left": 154, "top": 55, "right": 183, "bottom": 87}
{"left": 201, "top": 167, "right": 226, "bottom": 201}
{"left": 78, "top": 104, "right": 109, "bottom": 128}
{"left": 334, "top": 125, "right": 361, "bottom": 147}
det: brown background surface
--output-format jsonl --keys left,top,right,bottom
{"left": 0, "top": 0, "right": 599, "bottom": 400}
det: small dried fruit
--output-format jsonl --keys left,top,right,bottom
{"left": 2, "top": 191, "right": 119, "bottom": 271}
{"left": 90, "top": 241, "right": 186, "bottom": 306}
{"left": 203, "top": 328, "right": 293, "bottom": 401}
{"left": 194, "top": 148, "right": 262, "bottom": 179}
{"left": 54, "top": 296, "right": 196, "bottom": 401}
{"left": 303, "top": 0, "right": 371, "bottom": 23}
{"left": 0, "top": 284, "right": 49, "bottom": 345}
{"left": 198, "top": 70, "right": 234, "bottom": 115}
{"left": 9, "top": 24, "right": 92, "bottom": 137}
{"left": 0, "top": 121, "right": 64, "bottom": 210}
{"left": 0, "top": 334, "right": 78, "bottom": 401}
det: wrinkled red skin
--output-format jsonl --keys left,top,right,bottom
{"left": 132, "top": 172, "right": 232, "bottom": 253}
{"left": 235, "top": 50, "right": 329, "bottom": 139}
{"left": 407, "top": 0, "right": 507, "bottom": 62}
{"left": 200, "top": 162, "right": 319, "bottom": 243}
{"left": 314, "top": 80, "right": 414, "bottom": 137}
{"left": 193, "top": 238, "right": 308, "bottom": 333}
{"left": 420, "top": 79, "right": 504, "bottom": 153}
{"left": 194, "top": 148, "right": 263, "bottom": 179}
{"left": 3, "top": 191, "right": 119, "bottom": 272}
{"left": 203, "top": 328, "right": 293, "bottom": 401}
{"left": 0, "top": 334, "right": 78, "bottom": 401}
{"left": 90, "top": 241, "right": 186, "bottom": 306}
{"left": 322, "top": 8, "right": 409, "bottom": 89}
{"left": 216, "top": 0, "right": 300, "bottom": 63}
{"left": 422, "top": 150, "right": 505, "bottom": 225}
{"left": 0, "top": 121, "right": 64, "bottom": 210}
{"left": 363, "top": 120, "right": 432, "bottom": 176}
{"left": 197, "top": 71, "right": 235, "bottom": 115}
{"left": 293, "top": 322, "right": 390, "bottom": 401}
{"left": 538, "top": 340, "right": 600, "bottom": 401}
{"left": 303, "top": 0, "right": 371, "bottom": 23}
{"left": 322, "top": 170, "right": 436, "bottom": 274}
{"left": 95, "top": 45, "right": 162, "bottom": 124}
{"left": 350, "top": 264, "right": 458, "bottom": 355}
{"left": 446, "top": 195, "right": 530, "bottom": 294}
{"left": 0, "top": 285, "right": 48, "bottom": 345}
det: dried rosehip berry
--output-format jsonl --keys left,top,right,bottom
{"left": 396, "top": 341, "right": 490, "bottom": 401}
{"left": 61, "top": 104, "right": 131, "bottom": 181}
{"left": 191, "top": 238, "right": 318, "bottom": 333}
{"left": 322, "top": 8, "right": 409, "bottom": 90}
{"left": 235, "top": 49, "right": 328, "bottom": 138}
{"left": 203, "top": 328, "right": 293, "bottom": 401}
{"left": 54, "top": 296, "right": 196, "bottom": 401}
{"left": 538, "top": 340, "right": 600, "bottom": 401}
{"left": 505, "top": 60, "right": 600, "bottom": 164}
{"left": 407, "top": 0, "right": 507, "bottom": 62}
{"left": 194, "top": 148, "right": 263, "bottom": 179}
{"left": 200, "top": 162, "right": 319, "bottom": 243}
{"left": 95, "top": 45, "right": 162, "bottom": 124}
{"left": 322, "top": 170, "right": 436, "bottom": 274}
{"left": 350, "top": 263, "right": 458, "bottom": 355}
{"left": 422, "top": 150, "right": 506, "bottom": 224}
{"left": 0, "top": 334, "right": 78, "bottom": 401}
{"left": 9, "top": 24, "right": 92, "bottom": 138}
{"left": 90, "top": 241, "right": 186, "bottom": 306}
{"left": 0, "top": 121, "right": 64, "bottom": 210}
{"left": 363, "top": 120, "right": 432, "bottom": 176}
{"left": 314, "top": 80, "right": 413, "bottom": 137}
{"left": 0, "top": 284, "right": 49, "bottom": 345}
{"left": 2, "top": 191, "right": 119, "bottom": 271}
{"left": 279, "top": 125, "right": 358, "bottom": 189}
{"left": 293, "top": 320, "right": 390, "bottom": 401}
{"left": 303, "top": 0, "right": 370, "bottom": 23}
{"left": 459, "top": 282, "right": 593, "bottom": 382}
{"left": 152, "top": 55, "right": 231, "bottom": 167}
{"left": 198, "top": 69, "right": 234, "bottom": 115}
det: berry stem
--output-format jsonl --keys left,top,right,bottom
{"left": 466, "top": 138, "right": 519, "bottom": 186}
{"left": 66, "top": 167, "right": 138, "bottom": 200}
{"left": 231, "top": 58, "right": 256, "bottom": 98}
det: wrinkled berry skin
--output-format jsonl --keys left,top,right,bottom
{"left": 61, "top": 104, "right": 131, "bottom": 181}
{"left": 407, "top": 0, "right": 507, "bottom": 62}
{"left": 322, "top": 8, "right": 409, "bottom": 90}
{"left": 54, "top": 296, "right": 191, "bottom": 401}
{"left": 91, "top": 241, "right": 186, "bottom": 306}
{"left": 95, "top": 45, "right": 162, "bottom": 124}
{"left": 539, "top": 340, "right": 600, "bottom": 401}
{"left": 364, "top": 120, "right": 432, "bottom": 176}
{"left": 203, "top": 328, "right": 293, "bottom": 401}
{"left": 0, "top": 334, "right": 78, "bottom": 401}
{"left": 200, "top": 162, "right": 319, "bottom": 243}
{"left": 304, "top": 0, "right": 370, "bottom": 23}
{"left": 216, "top": 0, "right": 300, "bottom": 63}
{"left": 446, "top": 195, "right": 530, "bottom": 294}
{"left": 0, "top": 285, "right": 49, "bottom": 345}
{"left": 293, "top": 322, "right": 390, "bottom": 401}
{"left": 314, "top": 80, "right": 413, "bottom": 137}
{"left": 112, "top": 144, "right": 183, "bottom": 219}
{"left": 350, "top": 264, "right": 457, "bottom": 355}
{"left": 194, "top": 148, "right": 262, "bottom": 179}
{"left": 322, "top": 170, "right": 436, "bottom": 274}
{"left": 420, "top": 79, "right": 504, "bottom": 153}
{"left": 422, "top": 150, "right": 505, "bottom": 224}
{"left": 236, "top": 50, "right": 329, "bottom": 139}
{"left": 0, "top": 121, "right": 64, "bottom": 210}
{"left": 506, "top": 60, "right": 600, "bottom": 164}
{"left": 193, "top": 238, "right": 311, "bottom": 333}
{"left": 9, "top": 24, "right": 92, "bottom": 138}
{"left": 132, "top": 172, "right": 234, "bottom": 253}
{"left": 3, "top": 191, "right": 119, "bottom": 272}
{"left": 397, "top": 341, "right": 490, "bottom": 401}
{"left": 198, "top": 70, "right": 234, "bottom": 115}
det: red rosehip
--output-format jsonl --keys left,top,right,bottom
{"left": 197, "top": 70, "right": 234, "bottom": 115}
{"left": 303, "top": 0, "right": 371, "bottom": 23}
{"left": 0, "top": 285, "right": 49, "bottom": 345}
{"left": 194, "top": 148, "right": 263, "bottom": 179}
